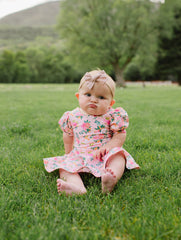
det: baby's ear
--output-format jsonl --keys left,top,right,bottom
{"left": 75, "top": 92, "right": 79, "bottom": 100}
{"left": 110, "top": 99, "right": 115, "bottom": 106}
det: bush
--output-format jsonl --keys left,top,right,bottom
{"left": 14, "top": 51, "right": 31, "bottom": 83}
{"left": 0, "top": 50, "right": 16, "bottom": 83}
{"left": 0, "top": 47, "right": 80, "bottom": 83}
{"left": 124, "top": 63, "right": 141, "bottom": 81}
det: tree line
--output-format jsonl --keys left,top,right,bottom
{"left": 0, "top": 0, "right": 180, "bottom": 85}
{"left": 0, "top": 47, "right": 81, "bottom": 84}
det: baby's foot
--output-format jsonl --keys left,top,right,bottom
{"left": 101, "top": 168, "right": 117, "bottom": 194}
{"left": 57, "top": 179, "right": 87, "bottom": 196}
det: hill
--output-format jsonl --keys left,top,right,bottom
{"left": 0, "top": 1, "right": 61, "bottom": 51}
{"left": 0, "top": 1, "right": 61, "bottom": 27}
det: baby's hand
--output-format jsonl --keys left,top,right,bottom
{"left": 94, "top": 147, "right": 109, "bottom": 160}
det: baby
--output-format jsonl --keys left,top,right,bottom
{"left": 43, "top": 70, "right": 139, "bottom": 195}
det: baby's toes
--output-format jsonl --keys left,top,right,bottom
{"left": 106, "top": 168, "right": 116, "bottom": 178}
{"left": 57, "top": 179, "right": 61, "bottom": 185}
{"left": 57, "top": 179, "right": 62, "bottom": 190}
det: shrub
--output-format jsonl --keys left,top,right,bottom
{"left": 0, "top": 47, "right": 80, "bottom": 83}
{"left": 124, "top": 63, "right": 141, "bottom": 81}
{"left": 0, "top": 50, "right": 16, "bottom": 83}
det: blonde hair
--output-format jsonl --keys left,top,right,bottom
{"left": 79, "top": 70, "right": 115, "bottom": 98}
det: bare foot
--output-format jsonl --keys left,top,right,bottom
{"left": 101, "top": 168, "right": 117, "bottom": 194}
{"left": 57, "top": 179, "right": 87, "bottom": 196}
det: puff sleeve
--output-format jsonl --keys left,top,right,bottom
{"left": 110, "top": 107, "right": 129, "bottom": 133}
{"left": 58, "top": 111, "right": 73, "bottom": 136}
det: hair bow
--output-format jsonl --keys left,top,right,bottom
{"left": 82, "top": 70, "right": 107, "bottom": 89}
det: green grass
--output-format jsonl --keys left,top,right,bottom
{"left": 0, "top": 84, "right": 180, "bottom": 240}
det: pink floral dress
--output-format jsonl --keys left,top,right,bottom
{"left": 43, "top": 107, "right": 140, "bottom": 177}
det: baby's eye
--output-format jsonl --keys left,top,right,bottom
{"left": 85, "top": 93, "right": 91, "bottom": 97}
{"left": 98, "top": 96, "right": 105, "bottom": 99}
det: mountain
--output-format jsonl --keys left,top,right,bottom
{"left": 0, "top": 1, "right": 62, "bottom": 50}
{"left": 0, "top": 1, "right": 61, "bottom": 27}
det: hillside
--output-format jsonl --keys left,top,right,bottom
{"left": 0, "top": 1, "right": 61, "bottom": 27}
{"left": 0, "top": 1, "right": 61, "bottom": 51}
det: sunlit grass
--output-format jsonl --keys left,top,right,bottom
{"left": 0, "top": 84, "right": 180, "bottom": 240}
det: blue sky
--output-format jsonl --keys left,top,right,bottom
{"left": 0, "top": 0, "right": 59, "bottom": 19}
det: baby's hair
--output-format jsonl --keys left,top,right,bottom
{"left": 79, "top": 69, "right": 116, "bottom": 98}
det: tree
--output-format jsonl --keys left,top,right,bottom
{"left": 156, "top": 0, "right": 181, "bottom": 85}
{"left": 14, "top": 51, "right": 30, "bottom": 83}
{"left": 0, "top": 50, "right": 15, "bottom": 83}
{"left": 57, "top": 0, "right": 158, "bottom": 86}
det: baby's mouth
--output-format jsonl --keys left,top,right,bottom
{"left": 89, "top": 104, "right": 97, "bottom": 108}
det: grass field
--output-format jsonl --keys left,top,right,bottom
{"left": 0, "top": 84, "right": 180, "bottom": 240}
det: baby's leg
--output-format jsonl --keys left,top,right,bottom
{"left": 102, "top": 153, "right": 125, "bottom": 193}
{"left": 57, "top": 169, "right": 87, "bottom": 196}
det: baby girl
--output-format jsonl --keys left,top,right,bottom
{"left": 43, "top": 70, "right": 139, "bottom": 195}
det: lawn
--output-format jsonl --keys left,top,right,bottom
{"left": 0, "top": 84, "right": 180, "bottom": 240}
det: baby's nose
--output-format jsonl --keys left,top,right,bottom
{"left": 91, "top": 95, "right": 97, "bottom": 102}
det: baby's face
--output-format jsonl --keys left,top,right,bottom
{"left": 76, "top": 81, "right": 115, "bottom": 116}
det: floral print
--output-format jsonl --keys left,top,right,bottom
{"left": 43, "top": 107, "right": 140, "bottom": 177}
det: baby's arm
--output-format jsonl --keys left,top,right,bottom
{"left": 94, "top": 132, "right": 126, "bottom": 159}
{"left": 63, "top": 132, "right": 74, "bottom": 154}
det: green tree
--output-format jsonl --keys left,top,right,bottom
{"left": 156, "top": 0, "right": 181, "bottom": 85}
{"left": 25, "top": 47, "right": 80, "bottom": 83}
{"left": 57, "top": 0, "right": 158, "bottom": 86}
{"left": 25, "top": 48, "right": 43, "bottom": 83}
{"left": 124, "top": 63, "right": 141, "bottom": 81}
{"left": 0, "top": 50, "right": 15, "bottom": 83}
{"left": 14, "top": 51, "right": 30, "bottom": 83}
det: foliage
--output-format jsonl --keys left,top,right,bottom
{"left": 57, "top": 0, "right": 158, "bottom": 86}
{"left": 156, "top": 0, "right": 181, "bottom": 84}
{"left": 0, "top": 50, "right": 16, "bottom": 83}
{"left": 1, "top": 1, "right": 181, "bottom": 84}
{"left": 0, "top": 26, "right": 58, "bottom": 41}
{"left": 0, "top": 26, "right": 59, "bottom": 52}
{"left": 0, "top": 84, "right": 180, "bottom": 240}
{"left": 124, "top": 64, "right": 141, "bottom": 81}
{"left": 0, "top": 48, "right": 80, "bottom": 83}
